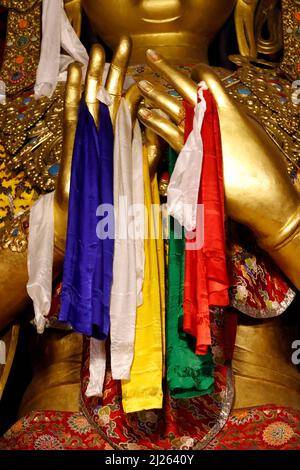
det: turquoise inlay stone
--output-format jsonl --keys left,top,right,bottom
{"left": 279, "top": 96, "right": 288, "bottom": 104}
{"left": 226, "top": 77, "right": 235, "bottom": 84}
{"left": 28, "top": 137, "right": 38, "bottom": 145}
{"left": 11, "top": 228, "right": 19, "bottom": 236}
{"left": 237, "top": 87, "right": 252, "bottom": 96}
{"left": 17, "top": 36, "right": 29, "bottom": 47}
{"left": 23, "top": 97, "right": 31, "bottom": 105}
{"left": 168, "top": 90, "right": 180, "bottom": 97}
{"left": 17, "top": 113, "right": 25, "bottom": 120}
{"left": 48, "top": 164, "right": 60, "bottom": 176}
{"left": 11, "top": 71, "right": 22, "bottom": 82}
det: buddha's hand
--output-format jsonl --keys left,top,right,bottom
{"left": 54, "top": 37, "right": 132, "bottom": 262}
{"left": 0, "top": 38, "right": 132, "bottom": 331}
{"left": 138, "top": 50, "right": 300, "bottom": 290}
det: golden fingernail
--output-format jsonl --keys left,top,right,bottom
{"left": 139, "top": 108, "right": 152, "bottom": 119}
{"left": 146, "top": 49, "right": 160, "bottom": 61}
{"left": 139, "top": 80, "right": 153, "bottom": 92}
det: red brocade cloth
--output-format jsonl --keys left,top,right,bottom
{"left": 184, "top": 91, "right": 229, "bottom": 355}
{"left": 1, "top": 406, "right": 300, "bottom": 450}
{"left": 79, "top": 312, "right": 233, "bottom": 451}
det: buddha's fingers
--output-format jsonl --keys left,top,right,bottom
{"left": 84, "top": 43, "right": 105, "bottom": 127}
{"left": 54, "top": 62, "right": 82, "bottom": 257}
{"left": 138, "top": 107, "right": 184, "bottom": 154}
{"left": 105, "top": 36, "right": 132, "bottom": 125}
{"left": 192, "top": 63, "right": 300, "bottom": 289}
{"left": 138, "top": 80, "right": 185, "bottom": 129}
{"left": 146, "top": 49, "right": 197, "bottom": 107}
{"left": 191, "top": 63, "right": 235, "bottom": 110}
{"left": 145, "top": 128, "right": 164, "bottom": 177}
{"left": 55, "top": 62, "right": 82, "bottom": 211}
{"left": 124, "top": 83, "right": 143, "bottom": 123}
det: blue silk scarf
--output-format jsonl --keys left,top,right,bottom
{"left": 59, "top": 101, "right": 114, "bottom": 339}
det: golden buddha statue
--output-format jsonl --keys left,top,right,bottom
{"left": 0, "top": 0, "right": 300, "bottom": 449}
{"left": 79, "top": 0, "right": 300, "bottom": 411}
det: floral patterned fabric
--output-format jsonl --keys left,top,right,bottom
{"left": 1, "top": 406, "right": 299, "bottom": 450}
{"left": 79, "top": 308, "right": 234, "bottom": 451}
{"left": 206, "top": 406, "right": 300, "bottom": 450}
{"left": 0, "top": 411, "right": 111, "bottom": 450}
{"left": 227, "top": 223, "right": 295, "bottom": 319}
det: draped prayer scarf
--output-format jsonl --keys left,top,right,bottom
{"left": 184, "top": 90, "right": 229, "bottom": 355}
{"left": 167, "top": 148, "right": 214, "bottom": 399}
{"left": 27, "top": 191, "right": 55, "bottom": 334}
{"left": 34, "top": 0, "right": 88, "bottom": 99}
{"left": 167, "top": 82, "right": 207, "bottom": 232}
{"left": 87, "top": 99, "right": 144, "bottom": 397}
{"left": 121, "top": 149, "right": 164, "bottom": 413}
{"left": 59, "top": 101, "right": 114, "bottom": 340}
{"left": 110, "top": 98, "right": 144, "bottom": 381}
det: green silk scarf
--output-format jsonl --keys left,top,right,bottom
{"left": 167, "top": 148, "right": 214, "bottom": 398}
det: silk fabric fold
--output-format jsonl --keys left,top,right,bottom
{"left": 34, "top": 0, "right": 88, "bottom": 99}
{"left": 167, "top": 148, "right": 214, "bottom": 399}
{"left": 184, "top": 90, "right": 229, "bottom": 355}
{"left": 110, "top": 98, "right": 145, "bottom": 382}
{"left": 87, "top": 99, "right": 145, "bottom": 397}
{"left": 59, "top": 101, "right": 114, "bottom": 340}
{"left": 27, "top": 191, "right": 55, "bottom": 334}
{"left": 167, "top": 82, "right": 207, "bottom": 232}
{"left": 121, "top": 149, "right": 164, "bottom": 413}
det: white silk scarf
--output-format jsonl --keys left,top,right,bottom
{"left": 167, "top": 81, "right": 208, "bottom": 232}
{"left": 27, "top": 191, "right": 55, "bottom": 334}
{"left": 110, "top": 100, "right": 145, "bottom": 382}
{"left": 87, "top": 99, "right": 145, "bottom": 397}
{"left": 34, "top": 0, "right": 88, "bottom": 99}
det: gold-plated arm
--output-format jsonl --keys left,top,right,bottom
{"left": 0, "top": 251, "right": 29, "bottom": 331}
{"left": 0, "top": 324, "right": 20, "bottom": 400}
{"left": 235, "top": 0, "right": 259, "bottom": 58}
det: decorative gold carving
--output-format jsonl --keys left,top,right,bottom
{"left": 215, "top": 57, "right": 300, "bottom": 179}
{"left": 0, "top": 211, "right": 29, "bottom": 252}
{"left": 0, "top": 84, "right": 64, "bottom": 193}
{"left": 0, "top": 0, "right": 41, "bottom": 97}
{"left": 280, "top": 0, "right": 300, "bottom": 80}
{"left": 255, "top": 0, "right": 282, "bottom": 56}
{"left": 0, "top": 1, "right": 40, "bottom": 12}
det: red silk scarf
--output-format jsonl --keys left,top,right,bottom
{"left": 183, "top": 90, "right": 229, "bottom": 355}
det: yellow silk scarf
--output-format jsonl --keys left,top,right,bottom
{"left": 121, "top": 149, "right": 165, "bottom": 413}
